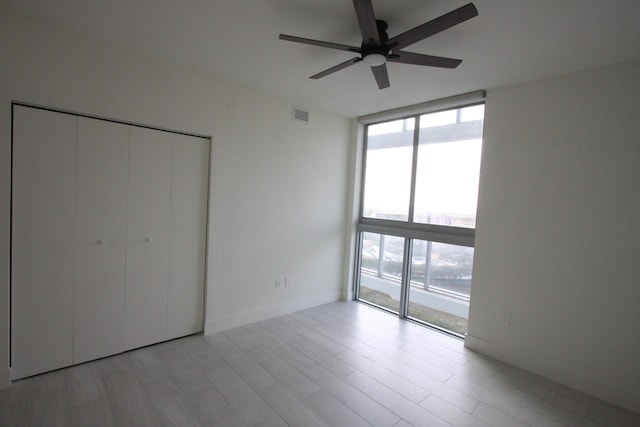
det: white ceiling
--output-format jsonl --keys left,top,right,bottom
{"left": 3, "top": 0, "right": 640, "bottom": 117}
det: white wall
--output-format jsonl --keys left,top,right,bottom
{"left": 467, "top": 59, "right": 640, "bottom": 412}
{"left": 0, "top": 7, "right": 351, "bottom": 386}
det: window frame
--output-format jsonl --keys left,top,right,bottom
{"left": 353, "top": 91, "right": 485, "bottom": 336}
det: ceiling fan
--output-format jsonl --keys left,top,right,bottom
{"left": 279, "top": 0, "right": 478, "bottom": 89}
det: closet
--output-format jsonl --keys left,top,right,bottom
{"left": 11, "top": 105, "right": 209, "bottom": 379}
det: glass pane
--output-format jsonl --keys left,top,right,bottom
{"left": 358, "top": 232, "right": 404, "bottom": 313}
{"left": 420, "top": 110, "right": 457, "bottom": 128}
{"left": 460, "top": 104, "right": 485, "bottom": 122}
{"left": 414, "top": 107, "right": 483, "bottom": 228}
{"left": 408, "top": 240, "right": 474, "bottom": 335}
{"left": 362, "top": 118, "right": 415, "bottom": 221}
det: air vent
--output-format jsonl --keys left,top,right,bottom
{"left": 292, "top": 107, "right": 309, "bottom": 123}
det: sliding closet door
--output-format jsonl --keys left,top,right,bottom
{"left": 167, "top": 135, "right": 209, "bottom": 339}
{"left": 74, "top": 117, "right": 129, "bottom": 363}
{"left": 11, "top": 107, "right": 76, "bottom": 379}
{"left": 125, "top": 127, "right": 172, "bottom": 350}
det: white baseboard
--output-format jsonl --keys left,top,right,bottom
{"left": 0, "top": 368, "right": 10, "bottom": 389}
{"left": 204, "top": 291, "right": 341, "bottom": 335}
{"left": 465, "top": 334, "right": 640, "bottom": 414}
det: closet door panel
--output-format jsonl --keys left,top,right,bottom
{"left": 167, "top": 135, "right": 209, "bottom": 339}
{"left": 74, "top": 117, "right": 129, "bottom": 363}
{"left": 11, "top": 107, "right": 76, "bottom": 379}
{"left": 125, "top": 127, "right": 172, "bottom": 350}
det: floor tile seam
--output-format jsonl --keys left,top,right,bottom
{"left": 214, "top": 378, "right": 274, "bottom": 420}
{"left": 192, "top": 404, "right": 238, "bottom": 427}
{"left": 422, "top": 392, "right": 482, "bottom": 415}
{"left": 183, "top": 344, "right": 228, "bottom": 362}
{"left": 210, "top": 338, "right": 317, "bottom": 409}
{"left": 241, "top": 383, "right": 299, "bottom": 426}
{"left": 180, "top": 336, "right": 231, "bottom": 376}
{"left": 294, "top": 342, "right": 346, "bottom": 368}
{"left": 55, "top": 382, "right": 73, "bottom": 427}
{"left": 444, "top": 372, "right": 493, "bottom": 391}
{"left": 143, "top": 381, "right": 201, "bottom": 427}
{"left": 275, "top": 317, "right": 348, "bottom": 355}
{"left": 335, "top": 349, "right": 434, "bottom": 401}
{"left": 414, "top": 378, "right": 482, "bottom": 414}
{"left": 102, "top": 378, "right": 146, "bottom": 427}
{"left": 447, "top": 372, "right": 584, "bottom": 425}
{"left": 65, "top": 389, "right": 108, "bottom": 417}
{"left": 180, "top": 347, "right": 248, "bottom": 418}
{"left": 297, "top": 363, "right": 400, "bottom": 425}
{"left": 449, "top": 363, "right": 520, "bottom": 388}
{"left": 507, "top": 392, "right": 592, "bottom": 427}
{"left": 224, "top": 358, "right": 281, "bottom": 395}
{"left": 394, "top": 342, "right": 470, "bottom": 373}
{"left": 254, "top": 383, "right": 332, "bottom": 427}
{"left": 302, "top": 327, "right": 357, "bottom": 353}
{"left": 343, "top": 369, "right": 439, "bottom": 418}
{"left": 583, "top": 409, "right": 640, "bottom": 426}
{"left": 402, "top": 339, "right": 473, "bottom": 367}
{"left": 292, "top": 311, "right": 331, "bottom": 329}
{"left": 0, "top": 386, "right": 29, "bottom": 426}
{"left": 183, "top": 387, "right": 229, "bottom": 422}
{"left": 472, "top": 402, "right": 537, "bottom": 427}
{"left": 444, "top": 375, "right": 528, "bottom": 416}
{"left": 346, "top": 370, "right": 457, "bottom": 427}
{"left": 377, "top": 352, "right": 456, "bottom": 385}
{"left": 312, "top": 325, "right": 377, "bottom": 347}
{"left": 192, "top": 377, "right": 250, "bottom": 424}
{"left": 297, "top": 313, "right": 373, "bottom": 342}
{"left": 64, "top": 368, "right": 92, "bottom": 409}
{"left": 260, "top": 333, "right": 324, "bottom": 371}
{"left": 311, "top": 329, "right": 379, "bottom": 355}
{"left": 245, "top": 342, "right": 326, "bottom": 396}
{"left": 156, "top": 347, "right": 199, "bottom": 377}
{"left": 25, "top": 387, "right": 71, "bottom": 426}
{"left": 223, "top": 329, "right": 268, "bottom": 353}
{"left": 162, "top": 384, "right": 215, "bottom": 420}
{"left": 166, "top": 357, "right": 212, "bottom": 390}
{"left": 301, "top": 389, "right": 374, "bottom": 427}
{"left": 261, "top": 323, "right": 306, "bottom": 344}
{"left": 414, "top": 336, "right": 467, "bottom": 356}
{"left": 448, "top": 368, "right": 507, "bottom": 388}
{"left": 132, "top": 356, "right": 180, "bottom": 389}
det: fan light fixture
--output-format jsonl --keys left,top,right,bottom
{"left": 363, "top": 53, "right": 386, "bottom": 67}
{"left": 279, "top": 2, "right": 479, "bottom": 89}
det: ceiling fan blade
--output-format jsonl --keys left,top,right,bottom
{"left": 279, "top": 34, "right": 361, "bottom": 53}
{"left": 387, "top": 3, "right": 478, "bottom": 51}
{"left": 353, "top": 0, "right": 381, "bottom": 45}
{"left": 370, "top": 64, "right": 390, "bottom": 89}
{"left": 388, "top": 51, "right": 462, "bottom": 68}
{"left": 310, "top": 57, "right": 363, "bottom": 79}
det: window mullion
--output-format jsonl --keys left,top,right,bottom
{"left": 358, "top": 124, "right": 370, "bottom": 219}
{"left": 377, "top": 234, "right": 385, "bottom": 277}
{"left": 352, "top": 231, "right": 364, "bottom": 300}
{"left": 407, "top": 116, "right": 420, "bottom": 223}
{"left": 399, "top": 237, "right": 412, "bottom": 318}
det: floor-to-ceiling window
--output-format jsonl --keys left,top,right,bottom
{"left": 354, "top": 93, "right": 484, "bottom": 337}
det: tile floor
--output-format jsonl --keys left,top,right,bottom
{"left": 1, "top": 301, "right": 639, "bottom": 426}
